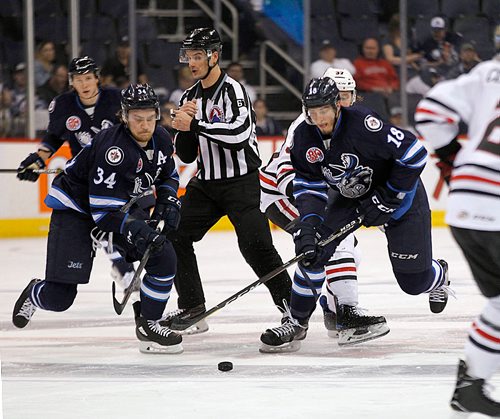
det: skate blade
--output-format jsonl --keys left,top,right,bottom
{"left": 173, "top": 320, "right": 209, "bottom": 335}
{"left": 338, "top": 322, "right": 390, "bottom": 346}
{"left": 327, "top": 329, "right": 339, "bottom": 338}
{"left": 138, "top": 341, "right": 184, "bottom": 354}
{"left": 259, "top": 340, "right": 301, "bottom": 354}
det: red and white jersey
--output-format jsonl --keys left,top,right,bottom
{"left": 259, "top": 114, "right": 305, "bottom": 215}
{"left": 415, "top": 56, "right": 500, "bottom": 231}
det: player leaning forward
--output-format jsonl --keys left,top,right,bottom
{"left": 260, "top": 77, "right": 451, "bottom": 353}
{"left": 12, "top": 84, "right": 184, "bottom": 354}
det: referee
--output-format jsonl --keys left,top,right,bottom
{"left": 166, "top": 28, "right": 292, "bottom": 333}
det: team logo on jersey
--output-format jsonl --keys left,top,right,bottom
{"left": 306, "top": 147, "right": 324, "bottom": 163}
{"left": 66, "top": 116, "right": 82, "bottom": 131}
{"left": 48, "top": 99, "right": 56, "bottom": 113}
{"left": 209, "top": 105, "right": 224, "bottom": 123}
{"left": 105, "top": 146, "right": 124, "bottom": 166}
{"left": 136, "top": 158, "right": 143, "bottom": 173}
{"left": 75, "top": 131, "right": 92, "bottom": 146}
{"left": 323, "top": 153, "right": 373, "bottom": 198}
{"left": 364, "top": 115, "right": 383, "bottom": 132}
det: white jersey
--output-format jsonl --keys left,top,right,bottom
{"left": 415, "top": 57, "right": 500, "bottom": 231}
{"left": 259, "top": 114, "right": 305, "bottom": 214}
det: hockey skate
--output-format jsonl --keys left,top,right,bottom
{"left": 450, "top": 360, "right": 500, "bottom": 416}
{"left": 12, "top": 278, "right": 42, "bottom": 328}
{"left": 336, "top": 304, "right": 389, "bottom": 346}
{"left": 323, "top": 309, "right": 339, "bottom": 338}
{"left": 259, "top": 302, "right": 308, "bottom": 353}
{"left": 429, "top": 259, "right": 453, "bottom": 314}
{"left": 133, "top": 302, "right": 183, "bottom": 354}
{"left": 160, "top": 304, "right": 209, "bottom": 335}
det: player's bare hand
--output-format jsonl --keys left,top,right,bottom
{"left": 179, "top": 100, "right": 197, "bottom": 117}
{"left": 171, "top": 110, "right": 193, "bottom": 131}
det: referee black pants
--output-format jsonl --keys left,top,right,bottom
{"left": 169, "top": 170, "right": 291, "bottom": 311}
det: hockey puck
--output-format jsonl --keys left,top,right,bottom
{"left": 218, "top": 361, "right": 233, "bottom": 372}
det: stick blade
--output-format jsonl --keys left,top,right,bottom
{"left": 112, "top": 281, "right": 125, "bottom": 315}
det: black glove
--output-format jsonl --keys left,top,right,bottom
{"left": 359, "top": 187, "right": 403, "bottom": 227}
{"left": 150, "top": 195, "right": 181, "bottom": 233}
{"left": 292, "top": 222, "right": 319, "bottom": 264}
{"left": 17, "top": 153, "right": 46, "bottom": 182}
{"left": 122, "top": 218, "right": 166, "bottom": 254}
{"left": 434, "top": 139, "right": 461, "bottom": 185}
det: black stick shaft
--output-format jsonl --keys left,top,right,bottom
{"left": 175, "top": 216, "right": 364, "bottom": 331}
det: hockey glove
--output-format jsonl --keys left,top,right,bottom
{"left": 122, "top": 218, "right": 166, "bottom": 254}
{"left": 292, "top": 221, "right": 319, "bottom": 265}
{"left": 434, "top": 139, "right": 461, "bottom": 185}
{"left": 17, "top": 153, "right": 46, "bottom": 182}
{"left": 150, "top": 195, "right": 181, "bottom": 233}
{"left": 359, "top": 187, "right": 403, "bottom": 227}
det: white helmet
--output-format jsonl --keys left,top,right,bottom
{"left": 322, "top": 67, "right": 356, "bottom": 105}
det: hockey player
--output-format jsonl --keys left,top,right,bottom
{"left": 163, "top": 27, "right": 292, "bottom": 334}
{"left": 16, "top": 56, "right": 137, "bottom": 289}
{"left": 415, "top": 54, "right": 500, "bottom": 415}
{"left": 259, "top": 68, "right": 389, "bottom": 346}
{"left": 12, "top": 84, "right": 183, "bottom": 354}
{"left": 259, "top": 77, "right": 450, "bottom": 353}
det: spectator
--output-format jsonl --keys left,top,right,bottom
{"left": 160, "top": 101, "right": 177, "bottom": 136}
{"left": 254, "top": 98, "right": 283, "bottom": 136}
{"left": 226, "top": 61, "right": 257, "bottom": 103}
{"left": 310, "top": 40, "right": 356, "bottom": 78}
{"left": 354, "top": 37, "right": 399, "bottom": 119}
{"left": 388, "top": 105, "right": 403, "bottom": 126}
{"left": 445, "top": 43, "right": 481, "bottom": 80}
{"left": 383, "top": 15, "right": 422, "bottom": 77}
{"left": 168, "top": 66, "right": 195, "bottom": 106}
{"left": 418, "top": 16, "right": 462, "bottom": 71}
{"left": 36, "top": 64, "right": 69, "bottom": 107}
{"left": 101, "top": 36, "right": 147, "bottom": 87}
{"left": 406, "top": 66, "right": 444, "bottom": 96}
{"left": 34, "top": 41, "right": 56, "bottom": 87}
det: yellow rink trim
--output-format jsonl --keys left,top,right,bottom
{"left": 0, "top": 211, "right": 448, "bottom": 238}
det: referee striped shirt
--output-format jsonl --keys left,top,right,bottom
{"left": 175, "top": 72, "right": 261, "bottom": 180}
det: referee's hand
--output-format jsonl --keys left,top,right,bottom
{"left": 179, "top": 100, "right": 197, "bottom": 117}
{"left": 171, "top": 110, "right": 193, "bottom": 132}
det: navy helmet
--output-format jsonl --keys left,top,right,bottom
{"left": 121, "top": 83, "right": 160, "bottom": 120}
{"left": 68, "top": 56, "right": 99, "bottom": 82}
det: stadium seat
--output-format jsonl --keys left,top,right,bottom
{"left": 482, "top": 0, "right": 500, "bottom": 20}
{"left": 441, "top": 0, "right": 480, "bottom": 19}
{"left": 336, "top": 0, "right": 381, "bottom": 17}
{"left": 412, "top": 16, "right": 433, "bottom": 47}
{"left": 80, "top": 16, "right": 116, "bottom": 43}
{"left": 34, "top": 0, "right": 63, "bottom": 17}
{"left": 97, "top": 0, "right": 129, "bottom": 18}
{"left": 118, "top": 16, "right": 158, "bottom": 42}
{"left": 35, "top": 16, "right": 68, "bottom": 44}
{"left": 0, "top": 0, "right": 22, "bottom": 17}
{"left": 340, "top": 16, "right": 379, "bottom": 43}
{"left": 406, "top": 0, "right": 439, "bottom": 18}
{"left": 311, "top": 0, "right": 335, "bottom": 18}
{"left": 3, "top": 39, "right": 24, "bottom": 69}
{"left": 453, "top": 16, "right": 492, "bottom": 44}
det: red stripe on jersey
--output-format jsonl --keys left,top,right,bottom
{"left": 326, "top": 266, "right": 357, "bottom": 275}
{"left": 278, "top": 167, "right": 294, "bottom": 177}
{"left": 259, "top": 172, "right": 277, "bottom": 187}
{"left": 473, "top": 321, "right": 500, "bottom": 344}
{"left": 452, "top": 174, "right": 500, "bottom": 186}
{"left": 415, "top": 107, "right": 455, "bottom": 124}
{"left": 277, "top": 199, "right": 299, "bottom": 218}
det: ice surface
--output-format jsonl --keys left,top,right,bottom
{"left": 0, "top": 228, "right": 495, "bottom": 419}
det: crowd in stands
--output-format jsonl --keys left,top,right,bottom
{"left": 0, "top": 0, "right": 498, "bottom": 137}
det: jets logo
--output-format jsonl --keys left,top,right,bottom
{"left": 66, "top": 116, "right": 81, "bottom": 131}
{"left": 105, "top": 146, "right": 124, "bottom": 166}
{"left": 209, "top": 105, "right": 224, "bottom": 123}
{"left": 48, "top": 99, "right": 56, "bottom": 113}
{"left": 364, "top": 115, "right": 383, "bottom": 132}
{"left": 306, "top": 147, "right": 324, "bottom": 163}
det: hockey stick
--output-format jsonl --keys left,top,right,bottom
{"left": 174, "top": 215, "right": 364, "bottom": 331}
{"left": 112, "top": 244, "right": 152, "bottom": 315}
{"left": 0, "top": 168, "right": 62, "bottom": 174}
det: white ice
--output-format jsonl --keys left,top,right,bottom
{"left": 0, "top": 228, "right": 496, "bottom": 419}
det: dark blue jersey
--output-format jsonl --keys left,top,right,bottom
{"left": 41, "top": 87, "right": 122, "bottom": 157}
{"left": 45, "top": 124, "right": 179, "bottom": 234}
{"left": 290, "top": 106, "right": 428, "bottom": 220}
